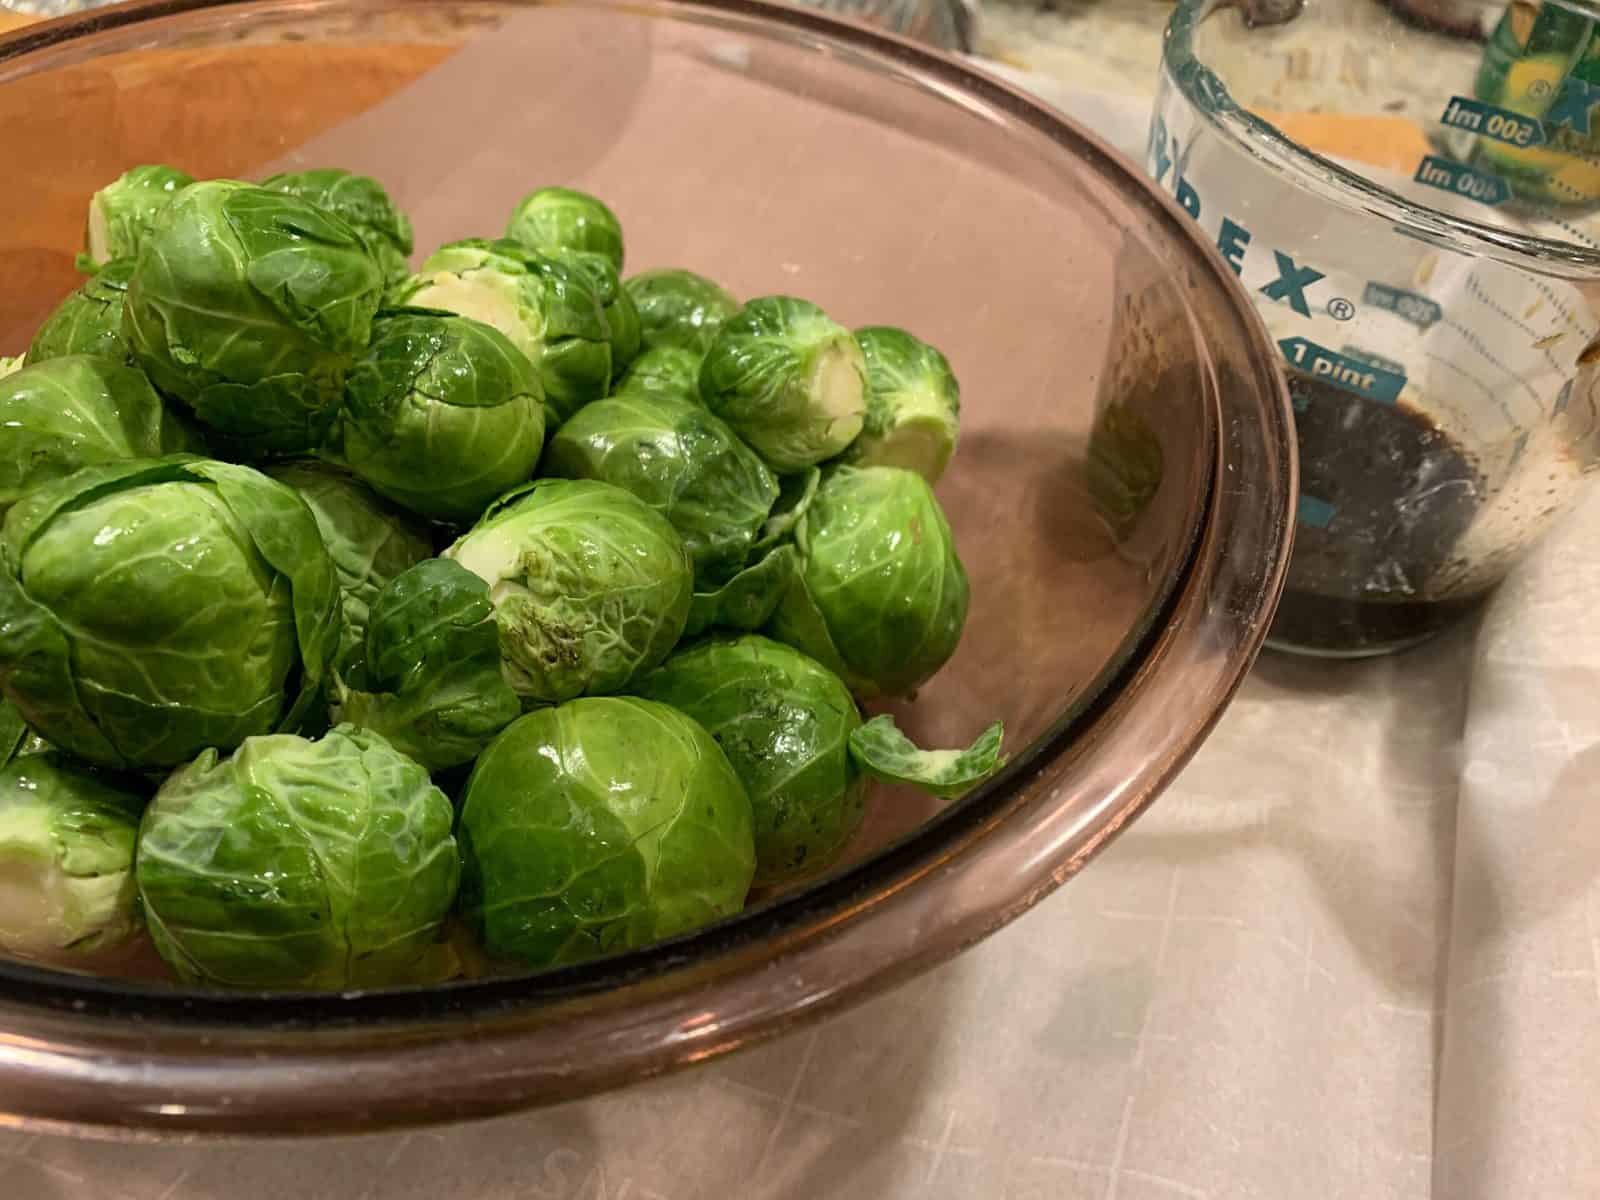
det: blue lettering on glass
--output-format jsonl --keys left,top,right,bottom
{"left": 1217, "top": 218, "right": 1250, "bottom": 276}
{"left": 1175, "top": 178, "right": 1201, "bottom": 219}
{"left": 1439, "top": 96, "right": 1546, "bottom": 147}
{"left": 1260, "top": 252, "right": 1325, "bottom": 319}
{"left": 1278, "top": 337, "right": 1406, "bottom": 404}
{"left": 1149, "top": 117, "right": 1173, "bottom": 186}
{"left": 1297, "top": 495, "right": 1336, "bottom": 529}
{"left": 1362, "top": 282, "right": 1442, "bottom": 330}
{"left": 1413, "top": 155, "right": 1510, "bottom": 207}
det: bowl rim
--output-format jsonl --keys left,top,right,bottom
{"left": 0, "top": 0, "right": 1296, "bottom": 1137}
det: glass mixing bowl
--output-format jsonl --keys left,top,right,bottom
{"left": 0, "top": 0, "right": 1295, "bottom": 1137}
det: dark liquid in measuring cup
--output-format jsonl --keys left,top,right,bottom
{"left": 1271, "top": 373, "right": 1488, "bottom": 655}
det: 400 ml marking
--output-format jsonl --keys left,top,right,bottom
{"left": 1414, "top": 155, "right": 1511, "bottom": 207}
{"left": 1147, "top": 115, "right": 1333, "bottom": 319}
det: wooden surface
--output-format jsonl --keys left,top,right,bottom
{"left": 0, "top": 29, "right": 453, "bottom": 346}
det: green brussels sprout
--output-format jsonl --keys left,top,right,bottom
{"left": 261, "top": 168, "right": 415, "bottom": 287}
{"left": 770, "top": 465, "right": 968, "bottom": 697}
{"left": 841, "top": 326, "right": 960, "bottom": 484}
{"left": 639, "top": 635, "right": 1005, "bottom": 885}
{"left": 264, "top": 462, "right": 433, "bottom": 667}
{"left": 0, "top": 457, "right": 341, "bottom": 769}
{"left": 613, "top": 344, "right": 704, "bottom": 404}
{"left": 25, "top": 258, "right": 136, "bottom": 365}
{"left": 623, "top": 268, "right": 739, "bottom": 356}
{"left": 124, "top": 180, "right": 386, "bottom": 456}
{"left": 699, "top": 297, "right": 867, "bottom": 472}
{"left": 0, "top": 357, "right": 202, "bottom": 517}
{"left": 637, "top": 635, "right": 861, "bottom": 885}
{"left": 399, "top": 239, "right": 611, "bottom": 426}
{"left": 544, "top": 390, "right": 779, "bottom": 586}
{"left": 1087, "top": 400, "right": 1164, "bottom": 540}
{"left": 553, "top": 250, "right": 640, "bottom": 372}
{"left": 684, "top": 544, "right": 799, "bottom": 639}
{"left": 332, "top": 559, "right": 520, "bottom": 772}
{"left": 326, "top": 309, "right": 546, "bottom": 524}
{"left": 136, "top": 725, "right": 460, "bottom": 989}
{"left": 443, "top": 479, "right": 691, "bottom": 703}
{"left": 81, "top": 164, "right": 194, "bottom": 270}
{"left": 505, "top": 186, "right": 625, "bottom": 272}
{"left": 0, "top": 754, "right": 145, "bottom": 961}
{"left": 458, "top": 697, "right": 754, "bottom": 966}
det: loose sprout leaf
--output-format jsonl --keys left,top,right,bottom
{"left": 0, "top": 699, "right": 27, "bottom": 769}
{"left": 752, "top": 466, "right": 821, "bottom": 555}
{"left": 684, "top": 544, "right": 800, "bottom": 638}
{"left": 332, "top": 560, "right": 520, "bottom": 772}
{"left": 848, "top": 715, "right": 1006, "bottom": 799}
{"left": 1087, "top": 401, "right": 1165, "bottom": 539}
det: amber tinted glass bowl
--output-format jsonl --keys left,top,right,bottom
{"left": 0, "top": 0, "right": 1294, "bottom": 1137}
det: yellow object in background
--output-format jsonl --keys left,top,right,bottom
{"left": 1253, "top": 108, "right": 1434, "bottom": 177}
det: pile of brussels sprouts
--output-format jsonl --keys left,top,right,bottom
{"left": 0, "top": 165, "right": 1003, "bottom": 990}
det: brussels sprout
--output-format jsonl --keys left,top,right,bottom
{"left": 261, "top": 168, "right": 415, "bottom": 287}
{"left": 684, "top": 543, "right": 799, "bottom": 638}
{"left": 332, "top": 559, "right": 520, "bottom": 771}
{"left": 553, "top": 250, "right": 640, "bottom": 372}
{"left": 770, "top": 465, "right": 968, "bottom": 697}
{"left": 637, "top": 636, "right": 861, "bottom": 885}
{"left": 639, "top": 635, "right": 1005, "bottom": 885}
{"left": 0, "top": 357, "right": 201, "bottom": 517}
{"left": 545, "top": 391, "right": 779, "bottom": 586}
{"left": 124, "top": 180, "right": 386, "bottom": 456}
{"left": 505, "top": 186, "right": 625, "bottom": 272}
{"left": 0, "top": 457, "right": 341, "bottom": 769}
{"left": 443, "top": 479, "right": 691, "bottom": 703}
{"left": 848, "top": 715, "right": 1005, "bottom": 799}
{"left": 624, "top": 268, "right": 739, "bottom": 356}
{"left": 136, "top": 725, "right": 460, "bottom": 989}
{"left": 399, "top": 239, "right": 611, "bottom": 426}
{"left": 327, "top": 309, "right": 546, "bottom": 524}
{"left": 613, "top": 345, "right": 704, "bottom": 404}
{"left": 81, "top": 164, "right": 194, "bottom": 270}
{"left": 264, "top": 462, "right": 432, "bottom": 667}
{"left": 841, "top": 327, "right": 960, "bottom": 484}
{"left": 699, "top": 297, "right": 867, "bottom": 472}
{"left": 0, "top": 754, "right": 145, "bottom": 961}
{"left": 1087, "top": 400, "right": 1164, "bottom": 539}
{"left": 458, "top": 697, "right": 754, "bottom": 966}
{"left": 25, "top": 258, "right": 136, "bottom": 365}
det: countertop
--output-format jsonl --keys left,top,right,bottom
{"left": 4, "top": 2, "right": 1600, "bottom": 1197}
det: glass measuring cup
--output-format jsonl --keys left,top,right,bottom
{"left": 1151, "top": 0, "right": 1600, "bottom": 656}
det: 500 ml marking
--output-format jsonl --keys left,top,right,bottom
{"left": 1440, "top": 96, "right": 1546, "bottom": 148}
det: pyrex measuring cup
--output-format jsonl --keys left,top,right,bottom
{"left": 1151, "top": 0, "right": 1600, "bottom": 656}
